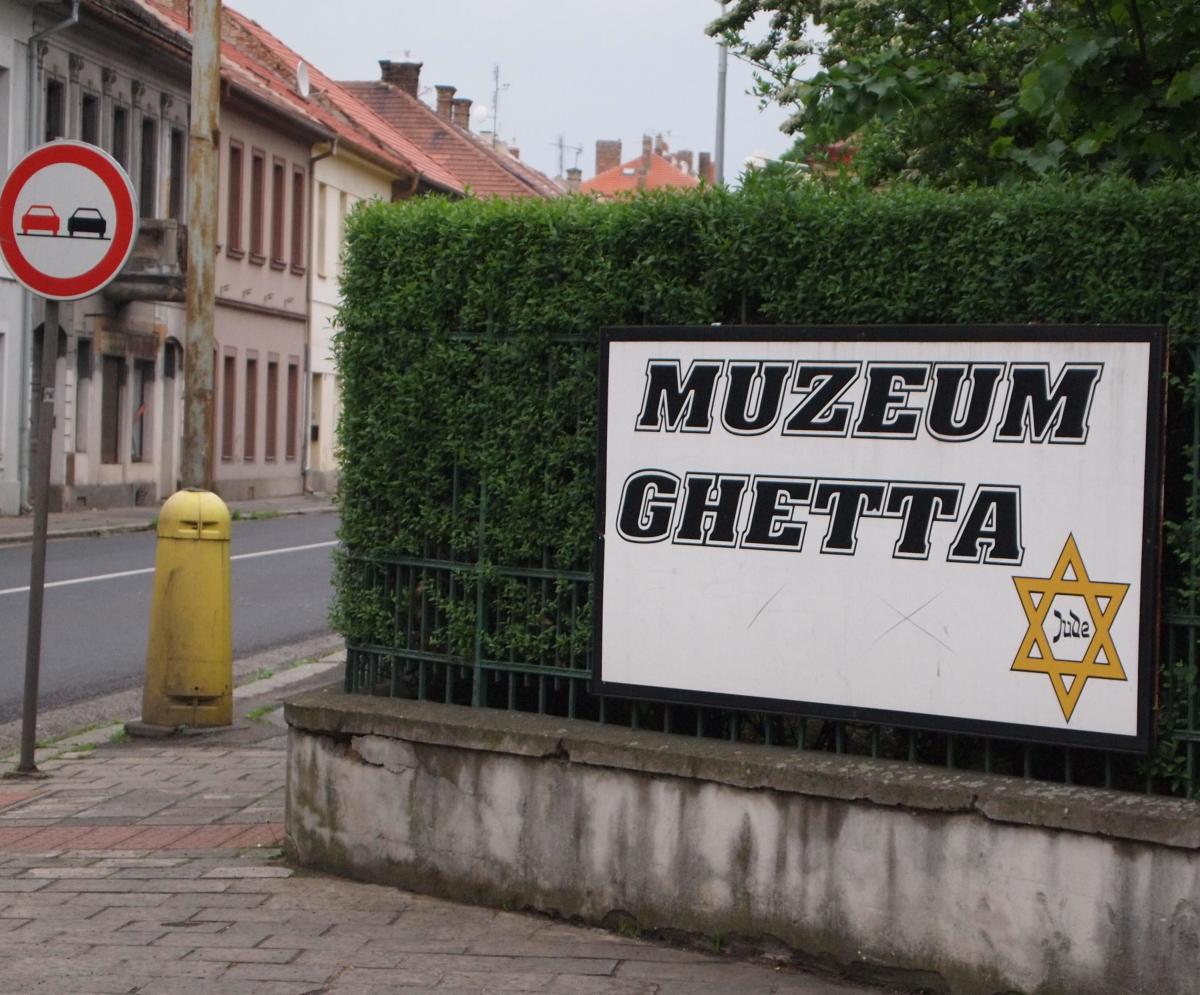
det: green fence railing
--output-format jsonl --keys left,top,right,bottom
{"left": 340, "top": 336, "right": 1200, "bottom": 801}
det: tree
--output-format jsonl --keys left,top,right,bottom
{"left": 711, "top": 1, "right": 1200, "bottom": 185}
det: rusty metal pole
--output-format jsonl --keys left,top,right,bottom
{"left": 181, "top": 0, "right": 221, "bottom": 489}
{"left": 17, "top": 302, "right": 60, "bottom": 774}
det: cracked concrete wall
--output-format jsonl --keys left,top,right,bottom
{"left": 286, "top": 710, "right": 1200, "bottom": 995}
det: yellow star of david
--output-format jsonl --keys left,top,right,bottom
{"left": 1011, "top": 534, "right": 1129, "bottom": 721}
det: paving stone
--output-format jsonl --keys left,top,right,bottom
{"left": 137, "top": 978, "right": 326, "bottom": 995}
{"left": 184, "top": 945, "right": 300, "bottom": 963}
{"left": 152, "top": 927, "right": 273, "bottom": 949}
{"left": 423, "top": 970, "right": 556, "bottom": 992}
{"left": 93, "top": 857, "right": 186, "bottom": 869}
{"left": 324, "top": 967, "right": 444, "bottom": 989}
{"left": 222, "top": 961, "right": 336, "bottom": 983}
{"left": 66, "top": 891, "right": 172, "bottom": 908}
{"left": 47, "top": 877, "right": 230, "bottom": 893}
{"left": 25, "top": 866, "right": 115, "bottom": 879}
{"left": 151, "top": 891, "right": 271, "bottom": 911}
{"left": 202, "top": 864, "right": 293, "bottom": 878}
{"left": 0, "top": 876, "right": 60, "bottom": 895}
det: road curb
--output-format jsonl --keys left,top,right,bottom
{"left": 0, "top": 503, "right": 336, "bottom": 546}
{"left": 0, "top": 633, "right": 344, "bottom": 761}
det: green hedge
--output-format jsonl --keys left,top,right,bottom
{"left": 334, "top": 178, "right": 1200, "bottom": 787}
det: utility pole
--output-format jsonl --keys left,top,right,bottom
{"left": 714, "top": 1, "right": 728, "bottom": 185}
{"left": 181, "top": 0, "right": 221, "bottom": 489}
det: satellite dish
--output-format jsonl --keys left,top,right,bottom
{"left": 296, "top": 61, "right": 311, "bottom": 99}
{"left": 472, "top": 104, "right": 489, "bottom": 120}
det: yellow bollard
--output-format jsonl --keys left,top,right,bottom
{"left": 140, "top": 488, "right": 233, "bottom": 729}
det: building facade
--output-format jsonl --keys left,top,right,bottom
{"left": 0, "top": 1, "right": 34, "bottom": 514}
{"left": 3, "top": 0, "right": 193, "bottom": 511}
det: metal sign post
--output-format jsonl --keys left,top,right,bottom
{"left": 18, "top": 300, "right": 60, "bottom": 773}
{"left": 0, "top": 141, "right": 137, "bottom": 773}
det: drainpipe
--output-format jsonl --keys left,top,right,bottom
{"left": 17, "top": 0, "right": 79, "bottom": 511}
{"left": 302, "top": 137, "right": 336, "bottom": 493}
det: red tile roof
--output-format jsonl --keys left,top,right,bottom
{"left": 340, "top": 79, "right": 558, "bottom": 199}
{"left": 581, "top": 152, "right": 701, "bottom": 197}
{"left": 125, "top": 0, "right": 463, "bottom": 194}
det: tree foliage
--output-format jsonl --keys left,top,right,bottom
{"left": 711, "top": 1, "right": 1200, "bottom": 184}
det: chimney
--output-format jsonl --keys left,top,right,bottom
{"left": 380, "top": 60, "right": 422, "bottom": 97}
{"left": 654, "top": 133, "right": 666, "bottom": 155}
{"left": 698, "top": 152, "right": 714, "bottom": 184}
{"left": 677, "top": 150, "right": 694, "bottom": 174}
{"left": 451, "top": 97, "right": 472, "bottom": 130}
{"left": 566, "top": 167, "right": 582, "bottom": 193}
{"left": 638, "top": 134, "right": 652, "bottom": 189}
{"left": 595, "top": 139, "right": 621, "bottom": 175}
{"left": 508, "top": 147, "right": 520, "bottom": 159}
{"left": 435, "top": 84, "right": 455, "bottom": 121}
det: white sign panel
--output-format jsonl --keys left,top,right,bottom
{"left": 0, "top": 141, "right": 137, "bottom": 301}
{"left": 595, "top": 327, "right": 1164, "bottom": 751}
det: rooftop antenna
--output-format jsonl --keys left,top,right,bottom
{"left": 551, "top": 134, "right": 583, "bottom": 176}
{"left": 491, "top": 64, "right": 510, "bottom": 148}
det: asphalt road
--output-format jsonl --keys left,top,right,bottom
{"left": 0, "top": 512, "right": 339, "bottom": 722}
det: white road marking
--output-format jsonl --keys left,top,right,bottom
{"left": 0, "top": 540, "right": 338, "bottom": 597}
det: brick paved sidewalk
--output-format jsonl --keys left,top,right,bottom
{"left": 0, "top": 719, "right": 890, "bottom": 995}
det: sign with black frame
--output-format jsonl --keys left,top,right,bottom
{"left": 594, "top": 326, "right": 1165, "bottom": 752}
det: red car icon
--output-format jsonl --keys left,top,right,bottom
{"left": 20, "top": 204, "right": 60, "bottom": 236}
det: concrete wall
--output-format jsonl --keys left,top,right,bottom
{"left": 285, "top": 692, "right": 1200, "bottom": 995}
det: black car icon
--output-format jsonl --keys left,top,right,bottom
{"left": 67, "top": 207, "right": 107, "bottom": 238}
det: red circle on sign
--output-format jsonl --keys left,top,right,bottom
{"left": 0, "top": 141, "right": 137, "bottom": 300}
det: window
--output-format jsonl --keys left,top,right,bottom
{"left": 336, "top": 190, "right": 349, "bottom": 278}
{"left": 168, "top": 127, "right": 185, "bottom": 220}
{"left": 44, "top": 79, "right": 65, "bottom": 142}
{"left": 111, "top": 106, "right": 129, "bottom": 168}
{"left": 290, "top": 167, "right": 306, "bottom": 273}
{"left": 265, "top": 359, "right": 279, "bottom": 460}
{"left": 249, "top": 150, "right": 265, "bottom": 261}
{"left": 81, "top": 94, "right": 99, "bottom": 146}
{"left": 244, "top": 355, "right": 258, "bottom": 461}
{"left": 221, "top": 353, "right": 236, "bottom": 460}
{"left": 130, "top": 359, "right": 153, "bottom": 462}
{"left": 226, "top": 141, "right": 244, "bottom": 256}
{"left": 100, "top": 356, "right": 122, "bottom": 464}
{"left": 270, "top": 158, "right": 286, "bottom": 268}
{"left": 285, "top": 360, "right": 299, "bottom": 460}
{"left": 309, "top": 372, "right": 322, "bottom": 452}
{"left": 316, "top": 182, "right": 327, "bottom": 278}
{"left": 74, "top": 340, "right": 92, "bottom": 454}
{"left": 139, "top": 116, "right": 157, "bottom": 218}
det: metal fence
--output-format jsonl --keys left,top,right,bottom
{"left": 342, "top": 339, "right": 1200, "bottom": 800}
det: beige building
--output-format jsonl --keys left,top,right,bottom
{"left": 210, "top": 102, "right": 323, "bottom": 500}
{"left": 220, "top": 15, "right": 464, "bottom": 496}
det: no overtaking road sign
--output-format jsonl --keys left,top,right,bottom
{"left": 0, "top": 140, "right": 137, "bottom": 301}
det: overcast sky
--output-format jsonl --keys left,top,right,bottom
{"left": 227, "top": 0, "right": 798, "bottom": 183}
